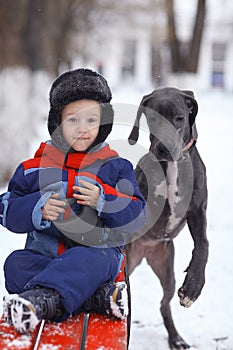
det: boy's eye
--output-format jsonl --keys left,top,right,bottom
{"left": 64, "top": 115, "right": 99, "bottom": 126}
{"left": 67, "top": 117, "right": 78, "bottom": 124}
{"left": 87, "top": 117, "right": 99, "bottom": 124}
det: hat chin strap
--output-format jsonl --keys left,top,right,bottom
{"left": 84, "top": 124, "right": 112, "bottom": 152}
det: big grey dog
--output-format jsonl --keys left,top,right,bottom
{"left": 127, "top": 87, "right": 209, "bottom": 349}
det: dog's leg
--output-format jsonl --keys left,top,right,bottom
{"left": 126, "top": 241, "right": 145, "bottom": 275}
{"left": 178, "top": 208, "right": 209, "bottom": 308}
{"left": 146, "top": 241, "right": 190, "bottom": 349}
{"left": 178, "top": 156, "right": 209, "bottom": 308}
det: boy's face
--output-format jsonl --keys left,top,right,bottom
{"left": 61, "top": 99, "right": 101, "bottom": 151}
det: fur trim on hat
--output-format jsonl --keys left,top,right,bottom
{"left": 47, "top": 68, "right": 114, "bottom": 152}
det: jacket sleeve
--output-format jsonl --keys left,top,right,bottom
{"left": 0, "top": 164, "right": 51, "bottom": 233}
{"left": 97, "top": 160, "right": 147, "bottom": 233}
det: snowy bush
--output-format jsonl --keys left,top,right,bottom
{"left": 0, "top": 68, "right": 51, "bottom": 185}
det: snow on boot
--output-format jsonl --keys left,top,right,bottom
{"left": 3, "top": 294, "right": 18, "bottom": 325}
{"left": 83, "top": 281, "right": 128, "bottom": 320}
{"left": 3, "top": 287, "right": 63, "bottom": 333}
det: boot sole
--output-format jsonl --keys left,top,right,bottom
{"left": 111, "top": 282, "right": 128, "bottom": 320}
{"left": 5, "top": 295, "right": 40, "bottom": 333}
{"left": 3, "top": 294, "right": 18, "bottom": 324}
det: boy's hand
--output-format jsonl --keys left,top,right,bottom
{"left": 73, "top": 180, "right": 100, "bottom": 208}
{"left": 42, "top": 193, "right": 66, "bottom": 221}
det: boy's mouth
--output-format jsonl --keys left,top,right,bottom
{"left": 74, "top": 137, "right": 89, "bottom": 141}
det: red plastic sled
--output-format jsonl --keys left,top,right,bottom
{"left": 0, "top": 251, "right": 131, "bottom": 349}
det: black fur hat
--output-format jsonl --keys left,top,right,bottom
{"left": 48, "top": 68, "right": 114, "bottom": 152}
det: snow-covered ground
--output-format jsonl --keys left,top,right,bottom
{"left": 0, "top": 90, "right": 233, "bottom": 349}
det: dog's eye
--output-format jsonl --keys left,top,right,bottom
{"left": 175, "top": 116, "right": 184, "bottom": 122}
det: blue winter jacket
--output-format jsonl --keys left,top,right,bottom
{"left": 0, "top": 141, "right": 146, "bottom": 257}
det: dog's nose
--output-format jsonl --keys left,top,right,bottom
{"left": 150, "top": 143, "right": 173, "bottom": 161}
{"left": 157, "top": 144, "right": 170, "bottom": 157}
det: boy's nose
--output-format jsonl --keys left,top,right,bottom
{"left": 77, "top": 120, "right": 88, "bottom": 133}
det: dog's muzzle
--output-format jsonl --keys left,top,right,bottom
{"left": 149, "top": 136, "right": 183, "bottom": 162}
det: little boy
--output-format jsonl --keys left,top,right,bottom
{"left": 0, "top": 68, "right": 146, "bottom": 333}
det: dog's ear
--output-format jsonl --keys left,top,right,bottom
{"left": 128, "top": 93, "right": 152, "bottom": 145}
{"left": 128, "top": 106, "right": 143, "bottom": 145}
{"left": 181, "top": 90, "right": 198, "bottom": 126}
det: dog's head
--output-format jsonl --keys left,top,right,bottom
{"left": 128, "top": 87, "right": 198, "bottom": 161}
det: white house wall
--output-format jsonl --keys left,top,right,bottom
{"left": 71, "top": 0, "right": 233, "bottom": 92}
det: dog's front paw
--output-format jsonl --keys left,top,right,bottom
{"left": 178, "top": 288, "right": 194, "bottom": 308}
{"left": 179, "top": 296, "right": 193, "bottom": 308}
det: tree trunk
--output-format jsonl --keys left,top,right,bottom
{"left": 166, "top": 0, "right": 206, "bottom": 73}
{"left": 23, "top": 0, "right": 48, "bottom": 71}
{"left": 166, "top": 0, "right": 180, "bottom": 72}
{"left": 188, "top": 0, "right": 206, "bottom": 72}
{"left": 0, "top": 0, "right": 28, "bottom": 68}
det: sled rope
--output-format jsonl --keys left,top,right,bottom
{"left": 79, "top": 312, "right": 90, "bottom": 350}
{"left": 32, "top": 319, "right": 46, "bottom": 350}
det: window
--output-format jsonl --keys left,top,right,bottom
{"left": 211, "top": 42, "right": 226, "bottom": 88}
{"left": 212, "top": 42, "right": 226, "bottom": 61}
{"left": 121, "top": 39, "right": 136, "bottom": 81}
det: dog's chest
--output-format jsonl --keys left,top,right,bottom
{"left": 136, "top": 153, "right": 194, "bottom": 240}
{"left": 153, "top": 162, "right": 181, "bottom": 232}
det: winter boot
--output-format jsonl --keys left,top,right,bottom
{"left": 3, "top": 287, "right": 64, "bottom": 333}
{"left": 83, "top": 281, "right": 128, "bottom": 320}
{"left": 3, "top": 293, "right": 18, "bottom": 325}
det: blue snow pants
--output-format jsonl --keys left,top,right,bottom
{"left": 4, "top": 246, "right": 123, "bottom": 321}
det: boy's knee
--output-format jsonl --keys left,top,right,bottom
{"left": 4, "top": 249, "right": 24, "bottom": 274}
{"left": 4, "top": 249, "right": 38, "bottom": 294}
